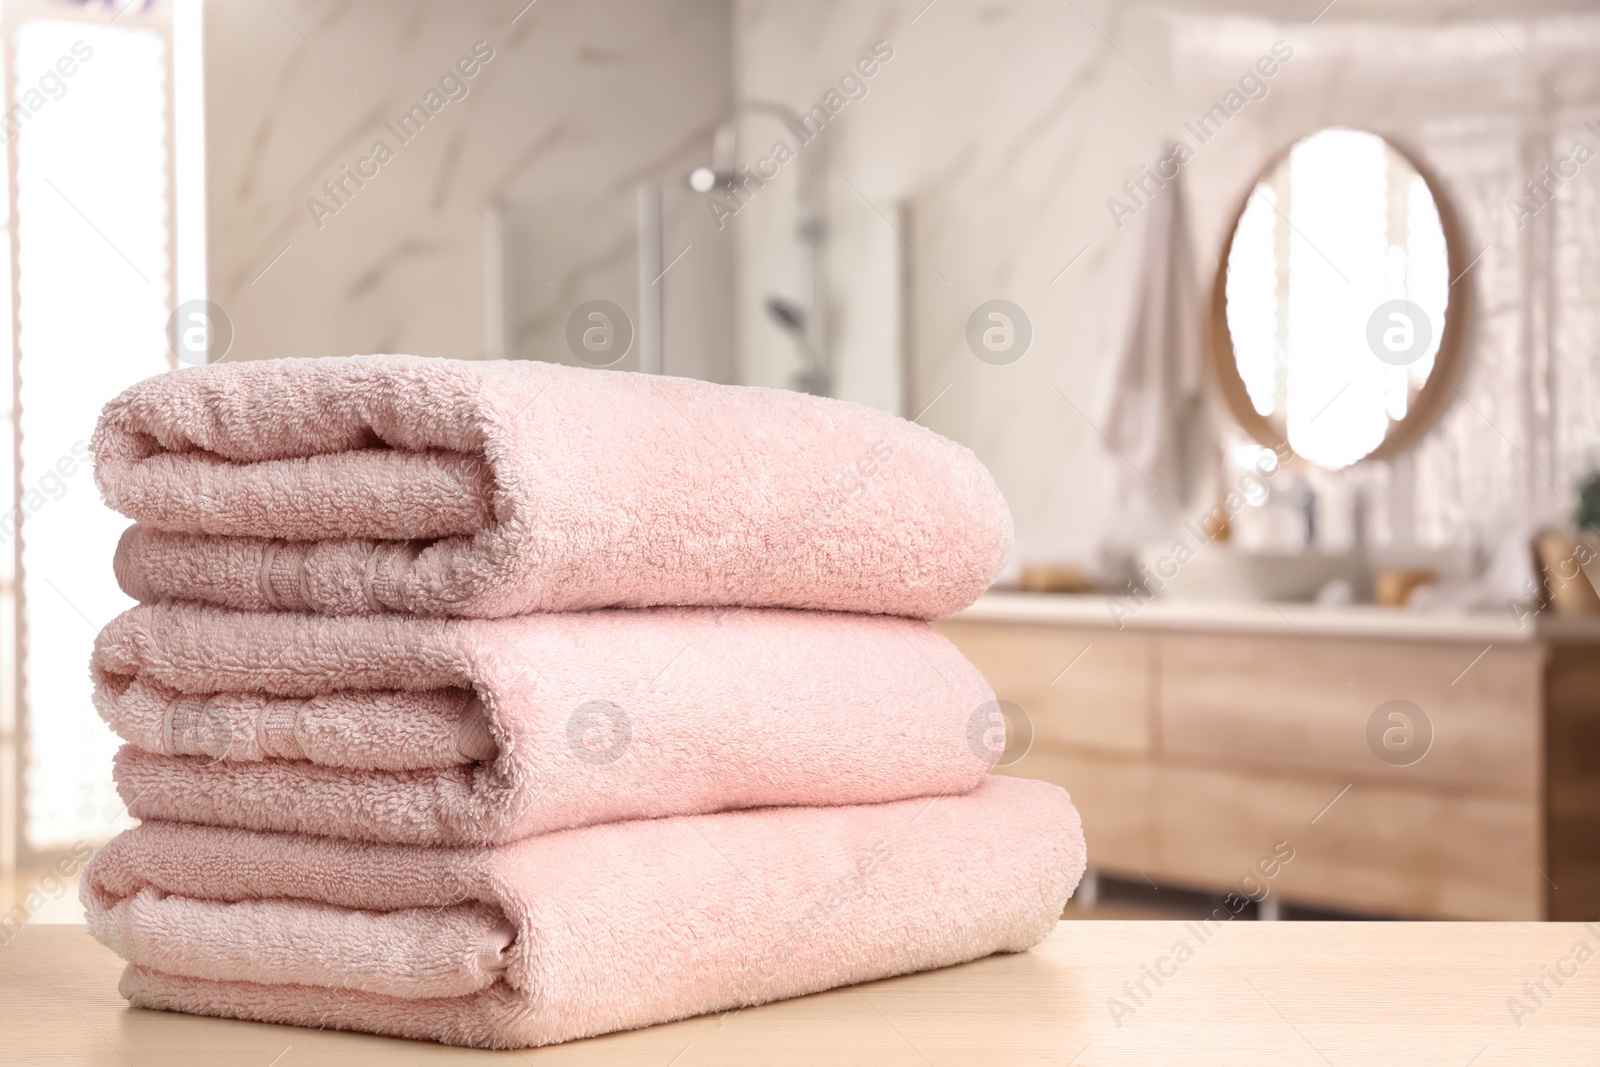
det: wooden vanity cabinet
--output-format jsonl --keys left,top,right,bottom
{"left": 937, "top": 604, "right": 1600, "bottom": 920}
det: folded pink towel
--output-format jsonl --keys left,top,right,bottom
{"left": 97, "top": 601, "right": 997, "bottom": 845}
{"left": 83, "top": 776, "right": 1085, "bottom": 1049}
{"left": 93, "top": 355, "right": 1012, "bottom": 619}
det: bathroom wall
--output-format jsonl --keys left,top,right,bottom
{"left": 1170, "top": 13, "right": 1600, "bottom": 554}
{"left": 730, "top": 0, "right": 1600, "bottom": 568}
{"left": 731, "top": 0, "right": 1179, "bottom": 567}
{"left": 203, "top": 0, "right": 735, "bottom": 380}
{"left": 204, "top": 0, "right": 1156, "bottom": 562}
{"left": 203, "top": 0, "right": 1600, "bottom": 568}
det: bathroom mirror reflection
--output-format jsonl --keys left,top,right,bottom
{"left": 1209, "top": 128, "right": 1471, "bottom": 470}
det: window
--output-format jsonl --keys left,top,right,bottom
{"left": 0, "top": 0, "right": 204, "bottom": 867}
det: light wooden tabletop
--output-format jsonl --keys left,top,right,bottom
{"left": 1, "top": 921, "right": 1593, "bottom": 1065}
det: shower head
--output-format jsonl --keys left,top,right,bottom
{"left": 688, "top": 122, "right": 742, "bottom": 193}
{"left": 766, "top": 296, "right": 806, "bottom": 335}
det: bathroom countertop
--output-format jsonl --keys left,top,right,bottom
{"left": 954, "top": 590, "right": 1600, "bottom": 643}
{"left": 2, "top": 921, "right": 1589, "bottom": 1064}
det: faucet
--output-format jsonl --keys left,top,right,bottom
{"left": 1300, "top": 483, "right": 1318, "bottom": 549}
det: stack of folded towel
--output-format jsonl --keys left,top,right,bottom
{"left": 79, "top": 355, "right": 1086, "bottom": 1049}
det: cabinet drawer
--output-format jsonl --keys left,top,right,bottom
{"left": 1005, "top": 748, "right": 1542, "bottom": 920}
{"left": 935, "top": 621, "right": 1151, "bottom": 754}
{"left": 1157, "top": 633, "right": 1541, "bottom": 800}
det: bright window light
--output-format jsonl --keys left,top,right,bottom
{"left": 173, "top": 0, "right": 207, "bottom": 311}
{"left": 17, "top": 19, "right": 173, "bottom": 847}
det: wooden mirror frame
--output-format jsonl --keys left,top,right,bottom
{"left": 1206, "top": 130, "right": 1474, "bottom": 465}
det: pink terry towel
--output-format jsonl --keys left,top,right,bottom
{"left": 96, "top": 601, "right": 998, "bottom": 846}
{"left": 93, "top": 355, "right": 1012, "bottom": 619}
{"left": 83, "top": 776, "right": 1085, "bottom": 1049}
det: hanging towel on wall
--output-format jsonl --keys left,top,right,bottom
{"left": 1100, "top": 145, "right": 1208, "bottom": 510}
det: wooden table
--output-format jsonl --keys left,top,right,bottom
{"left": 2, "top": 922, "right": 1594, "bottom": 1065}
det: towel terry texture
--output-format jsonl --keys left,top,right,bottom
{"left": 83, "top": 776, "right": 1086, "bottom": 1049}
{"left": 82, "top": 355, "right": 1086, "bottom": 1050}
{"left": 93, "top": 355, "right": 1012, "bottom": 620}
{"left": 95, "top": 601, "right": 998, "bottom": 845}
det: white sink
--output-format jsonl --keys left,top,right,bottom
{"left": 1137, "top": 546, "right": 1356, "bottom": 604}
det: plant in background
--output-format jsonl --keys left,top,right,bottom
{"left": 1576, "top": 470, "right": 1600, "bottom": 531}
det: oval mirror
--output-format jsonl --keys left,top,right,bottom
{"left": 1209, "top": 128, "right": 1471, "bottom": 469}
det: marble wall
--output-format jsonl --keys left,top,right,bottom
{"left": 204, "top": 0, "right": 1600, "bottom": 569}
{"left": 205, "top": 0, "right": 1170, "bottom": 565}
{"left": 205, "top": 0, "right": 735, "bottom": 379}
{"left": 731, "top": 0, "right": 1179, "bottom": 567}
{"left": 730, "top": 0, "right": 1600, "bottom": 568}
{"left": 1169, "top": 12, "right": 1600, "bottom": 554}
